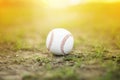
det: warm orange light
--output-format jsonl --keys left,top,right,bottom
{"left": 42, "top": 0, "right": 82, "bottom": 9}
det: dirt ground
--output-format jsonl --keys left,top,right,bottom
{"left": 0, "top": 26, "right": 120, "bottom": 80}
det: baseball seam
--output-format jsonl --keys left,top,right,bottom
{"left": 61, "top": 34, "right": 72, "bottom": 55}
{"left": 48, "top": 31, "right": 54, "bottom": 51}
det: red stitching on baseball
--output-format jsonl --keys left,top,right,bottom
{"left": 48, "top": 31, "right": 54, "bottom": 51}
{"left": 61, "top": 34, "right": 72, "bottom": 55}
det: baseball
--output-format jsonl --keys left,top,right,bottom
{"left": 46, "top": 28, "right": 74, "bottom": 55}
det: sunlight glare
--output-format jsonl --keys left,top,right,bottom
{"left": 42, "top": 0, "right": 82, "bottom": 9}
{"left": 69, "top": 0, "right": 83, "bottom": 5}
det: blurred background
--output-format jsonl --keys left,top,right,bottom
{"left": 0, "top": 0, "right": 120, "bottom": 80}
{"left": 0, "top": 0, "right": 120, "bottom": 50}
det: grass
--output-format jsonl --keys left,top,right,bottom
{"left": 0, "top": 26, "right": 119, "bottom": 80}
{"left": 0, "top": 2, "right": 120, "bottom": 80}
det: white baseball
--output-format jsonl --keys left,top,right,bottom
{"left": 46, "top": 28, "right": 74, "bottom": 55}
